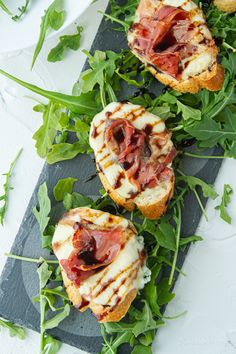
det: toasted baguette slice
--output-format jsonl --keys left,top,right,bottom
{"left": 89, "top": 102, "right": 176, "bottom": 220}
{"left": 52, "top": 207, "right": 149, "bottom": 323}
{"left": 128, "top": 0, "right": 224, "bottom": 93}
{"left": 214, "top": 0, "right": 236, "bottom": 13}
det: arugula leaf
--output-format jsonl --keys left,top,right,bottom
{"left": 0, "top": 148, "right": 22, "bottom": 225}
{"left": 41, "top": 333, "right": 61, "bottom": 354}
{"left": 46, "top": 141, "right": 91, "bottom": 164}
{"left": 215, "top": 184, "right": 233, "bottom": 224}
{"left": 37, "top": 261, "right": 70, "bottom": 354}
{"left": 63, "top": 192, "right": 93, "bottom": 210}
{"left": 32, "top": 0, "right": 65, "bottom": 69}
{"left": 33, "top": 183, "right": 51, "bottom": 238}
{"left": 0, "top": 318, "right": 26, "bottom": 340}
{"left": 12, "top": 0, "right": 30, "bottom": 21}
{"left": 33, "top": 102, "right": 62, "bottom": 158}
{"left": 177, "top": 100, "right": 201, "bottom": 121}
{"left": 106, "top": 0, "right": 139, "bottom": 32}
{"left": 48, "top": 26, "right": 83, "bottom": 62}
{"left": 131, "top": 345, "right": 152, "bottom": 354}
{"left": 80, "top": 50, "right": 120, "bottom": 107}
{"left": 37, "top": 261, "right": 53, "bottom": 289}
{"left": 141, "top": 218, "right": 176, "bottom": 251}
{"left": 44, "top": 304, "right": 70, "bottom": 330}
{"left": 144, "top": 263, "right": 162, "bottom": 317}
{"left": 53, "top": 177, "right": 78, "bottom": 201}
{"left": 179, "top": 235, "right": 203, "bottom": 246}
{"left": 177, "top": 175, "right": 218, "bottom": 200}
{"left": 0, "top": 69, "right": 101, "bottom": 115}
{"left": 33, "top": 182, "right": 52, "bottom": 249}
{"left": 0, "top": 0, "right": 12, "bottom": 15}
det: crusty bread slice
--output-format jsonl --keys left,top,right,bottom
{"left": 52, "top": 207, "right": 148, "bottom": 323}
{"left": 214, "top": 0, "right": 236, "bottom": 13}
{"left": 99, "top": 169, "right": 174, "bottom": 220}
{"left": 128, "top": 0, "right": 224, "bottom": 93}
{"left": 147, "top": 59, "right": 224, "bottom": 94}
{"left": 62, "top": 267, "right": 138, "bottom": 322}
{"left": 89, "top": 102, "right": 176, "bottom": 220}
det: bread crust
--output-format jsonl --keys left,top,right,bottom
{"left": 214, "top": 0, "right": 236, "bottom": 13}
{"left": 146, "top": 60, "right": 224, "bottom": 94}
{"left": 98, "top": 169, "right": 175, "bottom": 220}
{"left": 61, "top": 263, "right": 138, "bottom": 323}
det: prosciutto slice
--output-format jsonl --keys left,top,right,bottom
{"left": 61, "top": 224, "right": 122, "bottom": 285}
{"left": 105, "top": 119, "right": 176, "bottom": 191}
{"left": 131, "top": 4, "right": 196, "bottom": 78}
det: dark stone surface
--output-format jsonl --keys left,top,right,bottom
{"left": 0, "top": 4, "right": 223, "bottom": 354}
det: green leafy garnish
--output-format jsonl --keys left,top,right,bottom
{"left": 48, "top": 26, "right": 83, "bottom": 62}
{"left": 37, "top": 261, "right": 70, "bottom": 354}
{"left": 31, "top": 0, "right": 65, "bottom": 69}
{"left": 0, "top": 0, "right": 12, "bottom": 15}
{"left": 63, "top": 192, "right": 93, "bottom": 210}
{"left": 33, "top": 182, "right": 52, "bottom": 249}
{"left": 12, "top": 0, "right": 30, "bottom": 21}
{"left": 0, "top": 148, "right": 22, "bottom": 225}
{"left": 80, "top": 50, "right": 120, "bottom": 107}
{"left": 0, "top": 318, "right": 26, "bottom": 339}
{"left": 53, "top": 177, "right": 78, "bottom": 201}
{"left": 215, "top": 184, "right": 233, "bottom": 224}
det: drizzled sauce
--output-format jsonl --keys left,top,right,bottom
{"left": 114, "top": 171, "right": 125, "bottom": 189}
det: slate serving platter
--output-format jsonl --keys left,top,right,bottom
{"left": 0, "top": 3, "right": 223, "bottom": 354}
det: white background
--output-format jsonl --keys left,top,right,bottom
{"left": 0, "top": 1, "right": 236, "bottom": 353}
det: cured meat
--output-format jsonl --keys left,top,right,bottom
{"left": 61, "top": 223, "right": 122, "bottom": 285}
{"left": 106, "top": 118, "right": 176, "bottom": 191}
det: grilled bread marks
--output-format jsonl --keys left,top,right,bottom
{"left": 90, "top": 102, "right": 176, "bottom": 219}
{"left": 52, "top": 208, "right": 149, "bottom": 322}
{"left": 128, "top": 0, "right": 224, "bottom": 93}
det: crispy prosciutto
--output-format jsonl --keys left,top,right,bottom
{"left": 61, "top": 223, "right": 122, "bottom": 286}
{"left": 105, "top": 118, "right": 176, "bottom": 191}
{"left": 131, "top": 4, "right": 198, "bottom": 78}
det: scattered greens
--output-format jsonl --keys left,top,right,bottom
{"left": 0, "top": 0, "right": 12, "bottom": 15}
{"left": 33, "top": 182, "right": 53, "bottom": 249}
{"left": 0, "top": 149, "right": 22, "bottom": 225}
{"left": 31, "top": 0, "right": 65, "bottom": 69}
{"left": 215, "top": 184, "right": 233, "bottom": 224}
{"left": 36, "top": 261, "right": 70, "bottom": 354}
{"left": 48, "top": 26, "right": 83, "bottom": 62}
{"left": 12, "top": 0, "right": 30, "bottom": 21}
{"left": 0, "top": 318, "right": 26, "bottom": 339}
{"left": 53, "top": 177, "right": 78, "bottom": 201}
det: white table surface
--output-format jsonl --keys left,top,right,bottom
{"left": 1, "top": 1, "right": 236, "bottom": 353}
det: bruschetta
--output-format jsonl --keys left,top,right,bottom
{"left": 214, "top": 0, "right": 236, "bottom": 13}
{"left": 128, "top": 0, "right": 224, "bottom": 93}
{"left": 89, "top": 102, "right": 176, "bottom": 220}
{"left": 52, "top": 207, "right": 149, "bottom": 323}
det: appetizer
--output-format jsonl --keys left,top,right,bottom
{"left": 52, "top": 207, "right": 149, "bottom": 323}
{"left": 214, "top": 0, "right": 236, "bottom": 13}
{"left": 89, "top": 102, "right": 176, "bottom": 220}
{"left": 128, "top": 0, "right": 224, "bottom": 93}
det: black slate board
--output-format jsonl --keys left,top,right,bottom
{"left": 0, "top": 4, "right": 223, "bottom": 354}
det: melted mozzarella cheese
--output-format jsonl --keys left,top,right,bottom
{"left": 79, "top": 235, "right": 149, "bottom": 306}
{"left": 90, "top": 102, "right": 173, "bottom": 202}
{"left": 182, "top": 52, "right": 213, "bottom": 80}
